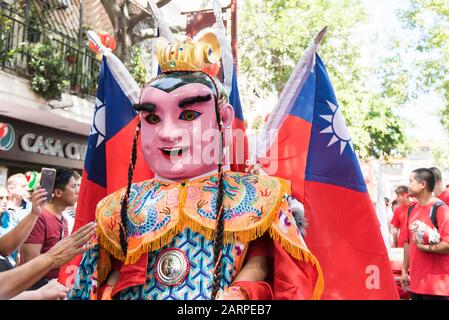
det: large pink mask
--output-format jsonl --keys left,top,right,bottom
{"left": 138, "top": 82, "right": 234, "bottom": 180}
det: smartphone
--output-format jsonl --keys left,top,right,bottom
{"left": 40, "top": 167, "right": 56, "bottom": 202}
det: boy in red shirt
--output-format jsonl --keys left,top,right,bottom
{"left": 23, "top": 168, "right": 78, "bottom": 289}
{"left": 400, "top": 168, "right": 449, "bottom": 300}
{"left": 391, "top": 186, "right": 414, "bottom": 248}
{"left": 429, "top": 167, "right": 449, "bottom": 205}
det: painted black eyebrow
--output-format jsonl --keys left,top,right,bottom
{"left": 133, "top": 103, "right": 156, "bottom": 112}
{"left": 178, "top": 94, "right": 212, "bottom": 109}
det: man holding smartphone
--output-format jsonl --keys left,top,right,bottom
{"left": 22, "top": 167, "right": 78, "bottom": 289}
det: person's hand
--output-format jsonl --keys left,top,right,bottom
{"left": 400, "top": 268, "right": 409, "bottom": 291}
{"left": 45, "top": 222, "right": 97, "bottom": 268}
{"left": 30, "top": 188, "right": 48, "bottom": 217}
{"left": 36, "top": 279, "right": 68, "bottom": 300}
{"left": 412, "top": 232, "right": 422, "bottom": 245}
{"left": 412, "top": 232, "right": 428, "bottom": 252}
{"left": 215, "top": 286, "right": 249, "bottom": 300}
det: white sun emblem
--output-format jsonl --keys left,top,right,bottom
{"left": 89, "top": 97, "right": 106, "bottom": 148}
{"left": 319, "top": 100, "right": 354, "bottom": 155}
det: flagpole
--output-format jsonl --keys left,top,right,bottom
{"left": 314, "top": 26, "right": 328, "bottom": 45}
{"left": 212, "top": 0, "right": 233, "bottom": 95}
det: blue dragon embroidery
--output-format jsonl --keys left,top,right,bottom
{"left": 197, "top": 174, "right": 262, "bottom": 220}
{"left": 126, "top": 182, "right": 171, "bottom": 236}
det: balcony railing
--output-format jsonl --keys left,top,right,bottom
{"left": 0, "top": 4, "right": 100, "bottom": 98}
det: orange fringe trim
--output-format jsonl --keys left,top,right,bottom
{"left": 98, "top": 224, "right": 125, "bottom": 261}
{"left": 97, "top": 246, "right": 112, "bottom": 286}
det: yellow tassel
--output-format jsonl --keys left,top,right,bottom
{"left": 124, "top": 219, "right": 184, "bottom": 265}
{"left": 183, "top": 215, "right": 216, "bottom": 241}
{"left": 310, "top": 261, "right": 325, "bottom": 300}
{"left": 97, "top": 248, "right": 111, "bottom": 285}
{"left": 98, "top": 225, "right": 125, "bottom": 261}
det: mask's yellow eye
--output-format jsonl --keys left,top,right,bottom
{"left": 145, "top": 113, "right": 161, "bottom": 124}
{"left": 179, "top": 110, "right": 201, "bottom": 121}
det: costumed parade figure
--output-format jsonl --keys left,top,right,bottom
{"left": 68, "top": 30, "right": 323, "bottom": 300}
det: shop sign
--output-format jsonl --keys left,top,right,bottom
{"left": 20, "top": 133, "right": 87, "bottom": 161}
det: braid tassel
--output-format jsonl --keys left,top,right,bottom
{"left": 119, "top": 120, "right": 142, "bottom": 258}
{"left": 211, "top": 101, "right": 226, "bottom": 299}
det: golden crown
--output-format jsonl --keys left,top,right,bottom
{"left": 157, "top": 29, "right": 221, "bottom": 73}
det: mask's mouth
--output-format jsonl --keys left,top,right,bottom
{"left": 159, "top": 147, "right": 189, "bottom": 158}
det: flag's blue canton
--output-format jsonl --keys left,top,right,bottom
{"left": 84, "top": 58, "right": 137, "bottom": 188}
{"left": 229, "top": 66, "right": 244, "bottom": 121}
{"left": 305, "top": 54, "right": 367, "bottom": 193}
{"left": 84, "top": 60, "right": 107, "bottom": 187}
{"left": 288, "top": 63, "right": 316, "bottom": 123}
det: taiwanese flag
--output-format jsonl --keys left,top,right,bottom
{"left": 58, "top": 57, "right": 153, "bottom": 287}
{"left": 229, "top": 66, "right": 249, "bottom": 173}
{"left": 263, "top": 53, "right": 398, "bottom": 299}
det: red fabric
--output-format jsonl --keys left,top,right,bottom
{"left": 272, "top": 241, "right": 318, "bottom": 299}
{"left": 230, "top": 118, "right": 249, "bottom": 173}
{"left": 404, "top": 200, "right": 449, "bottom": 296}
{"left": 437, "top": 188, "right": 449, "bottom": 205}
{"left": 25, "top": 208, "right": 68, "bottom": 279}
{"left": 262, "top": 116, "right": 312, "bottom": 202}
{"left": 232, "top": 281, "right": 273, "bottom": 300}
{"left": 304, "top": 181, "right": 399, "bottom": 299}
{"left": 72, "top": 174, "right": 106, "bottom": 233}
{"left": 237, "top": 234, "right": 319, "bottom": 300}
{"left": 391, "top": 204, "right": 413, "bottom": 248}
{"left": 58, "top": 255, "right": 83, "bottom": 287}
{"left": 246, "top": 234, "right": 273, "bottom": 259}
{"left": 111, "top": 253, "right": 148, "bottom": 297}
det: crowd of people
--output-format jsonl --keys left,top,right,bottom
{"left": 0, "top": 168, "right": 95, "bottom": 299}
{"left": 1, "top": 163, "right": 448, "bottom": 300}
{"left": 388, "top": 166, "right": 449, "bottom": 300}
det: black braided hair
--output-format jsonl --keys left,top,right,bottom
{"left": 210, "top": 127, "right": 226, "bottom": 299}
{"left": 203, "top": 74, "right": 227, "bottom": 300}
{"left": 119, "top": 120, "right": 142, "bottom": 257}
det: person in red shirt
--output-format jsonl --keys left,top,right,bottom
{"left": 22, "top": 168, "right": 78, "bottom": 289}
{"left": 429, "top": 167, "right": 449, "bottom": 205}
{"left": 400, "top": 168, "right": 449, "bottom": 300}
{"left": 390, "top": 186, "right": 414, "bottom": 248}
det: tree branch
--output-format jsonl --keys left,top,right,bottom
{"left": 132, "top": 29, "right": 157, "bottom": 43}
{"left": 129, "top": 11, "right": 153, "bottom": 29}
{"left": 101, "top": 0, "right": 122, "bottom": 31}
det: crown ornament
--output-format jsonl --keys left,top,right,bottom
{"left": 157, "top": 28, "right": 221, "bottom": 73}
